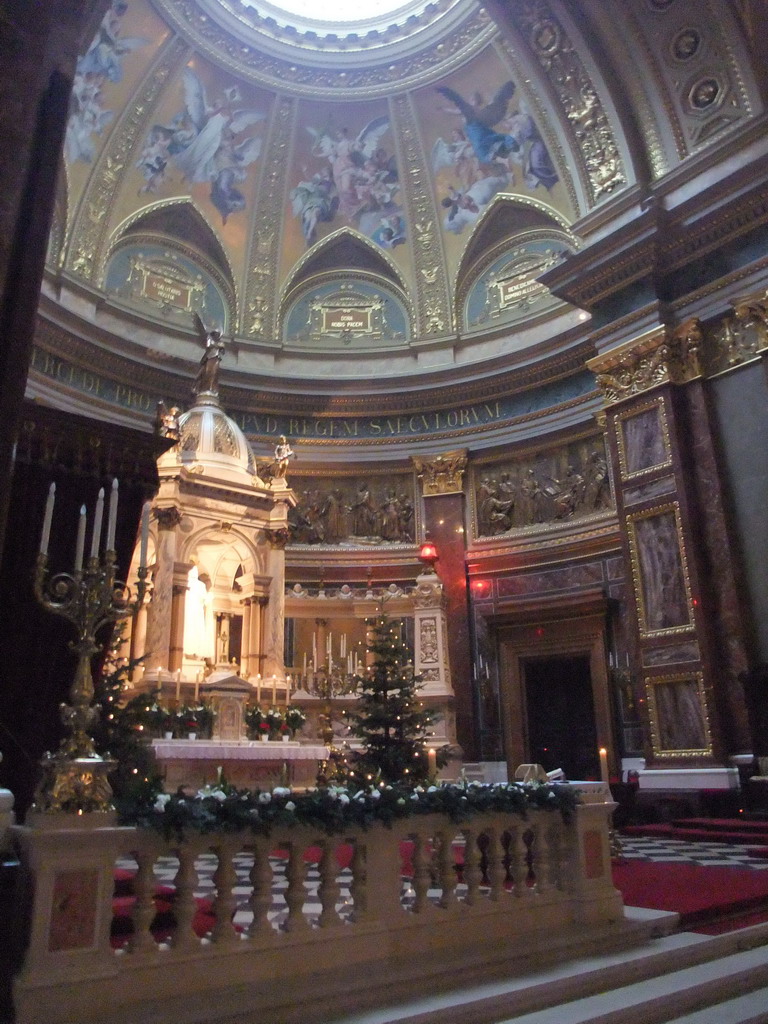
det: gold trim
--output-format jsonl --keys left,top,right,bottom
{"left": 614, "top": 394, "right": 673, "bottom": 481}
{"left": 627, "top": 501, "right": 695, "bottom": 639}
{"left": 644, "top": 671, "right": 713, "bottom": 759}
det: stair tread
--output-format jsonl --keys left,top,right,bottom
{"left": 331, "top": 921, "right": 768, "bottom": 1024}
{"left": 496, "top": 945, "right": 768, "bottom": 1024}
{"left": 666, "top": 985, "right": 768, "bottom": 1024}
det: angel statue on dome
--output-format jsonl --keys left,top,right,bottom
{"left": 192, "top": 312, "right": 225, "bottom": 398}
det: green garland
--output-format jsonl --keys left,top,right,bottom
{"left": 122, "top": 780, "right": 580, "bottom": 841}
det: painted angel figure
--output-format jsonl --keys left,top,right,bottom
{"left": 497, "top": 101, "right": 559, "bottom": 191}
{"left": 306, "top": 116, "right": 393, "bottom": 221}
{"left": 436, "top": 81, "right": 520, "bottom": 170}
{"left": 290, "top": 168, "right": 339, "bottom": 245}
{"left": 164, "top": 69, "right": 266, "bottom": 223}
{"left": 76, "top": 1, "right": 147, "bottom": 84}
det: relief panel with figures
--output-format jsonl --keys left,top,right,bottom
{"left": 288, "top": 474, "right": 416, "bottom": 546}
{"left": 473, "top": 436, "right": 612, "bottom": 538}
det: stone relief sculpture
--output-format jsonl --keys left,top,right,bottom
{"left": 288, "top": 477, "right": 415, "bottom": 545}
{"left": 474, "top": 440, "right": 612, "bottom": 536}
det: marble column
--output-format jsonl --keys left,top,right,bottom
{"left": 261, "top": 530, "right": 288, "bottom": 678}
{"left": 144, "top": 507, "right": 181, "bottom": 673}
{"left": 241, "top": 598, "right": 252, "bottom": 677}
{"left": 168, "top": 563, "right": 192, "bottom": 672}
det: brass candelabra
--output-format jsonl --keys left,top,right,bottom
{"left": 32, "top": 484, "right": 150, "bottom": 814}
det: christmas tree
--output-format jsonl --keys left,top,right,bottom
{"left": 347, "top": 616, "right": 436, "bottom": 787}
{"left": 91, "top": 623, "right": 164, "bottom": 813}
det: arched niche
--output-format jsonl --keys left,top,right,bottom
{"left": 103, "top": 200, "right": 236, "bottom": 330}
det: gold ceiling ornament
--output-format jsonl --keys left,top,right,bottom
{"left": 392, "top": 94, "right": 453, "bottom": 337}
{"left": 412, "top": 449, "right": 467, "bottom": 496}
{"left": 68, "top": 37, "right": 190, "bottom": 283}
{"left": 588, "top": 320, "right": 703, "bottom": 406}
{"left": 245, "top": 97, "right": 296, "bottom": 337}
{"left": 507, "top": 0, "right": 625, "bottom": 202}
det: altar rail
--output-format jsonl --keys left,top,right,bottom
{"left": 12, "top": 798, "right": 623, "bottom": 1024}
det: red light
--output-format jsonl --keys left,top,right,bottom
{"left": 419, "top": 540, "right": 438, "bottom": 570}
{"left": 536, "top": 627, "right": 544, "bottom": 636}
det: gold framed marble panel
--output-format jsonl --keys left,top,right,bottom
{"left": 627, "top": 501, "right": 694, "bottom": 637}
{"left": 615, "top": 395, "right": 672, "bottom": 481}
{"left": 645, "top": 671, "right": 712, "bottom": 758}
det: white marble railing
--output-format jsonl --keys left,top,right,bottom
{"left": 12, "top": 799, "right": 623, "bottom": 1024}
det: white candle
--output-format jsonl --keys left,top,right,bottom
{"left": 139, "top": 502, "right": 150, "bottom": 569}
{"left": 74, "top": 505, "right": 87, "bottom": 572}
{"left": 286, "top": 674, "right": 291, "bottom": 704}
{"left": 175, "top": 669, "right": 181, "bottom": 702}
{"left": 106, "top": 478, "right": 118, "bottom": 551}
{"left": 599, "top": 747, "right": 609, "bottom": 785}
{"left": 256, "top": 674, "right": 261, "bottom": 702}
{"left": 272, "top": 674, "right": 277, "bottom": 704}
{"left": 90, "top": 487, "right": 105, "bottom": 558}
{"left": 428, "top": 748, "right": 437, "bottom": 779}
{"left": 303, "top": 651, "right": 307, "bottom": 676}
{"left": 40, "top": 482, "right": 55, "bottom": 555}
{"left": 312, "top": 633, "right": 317, "bottom": 665}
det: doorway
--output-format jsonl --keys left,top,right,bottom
{"left": 524, "top": 655, "right": 599, "bottom": 780}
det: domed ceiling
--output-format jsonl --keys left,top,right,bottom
{"left": 36, "top": 0, "right": 762, "bottom": 453}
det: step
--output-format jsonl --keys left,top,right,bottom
{"left": 666, "top": 986, "right": 768, "bottom": 1023}
{"left": 329, "top": 918, "right": 768, "bottom": 1024}
{"left": 494, "top": 944, "right": 768, "bottom": 1024}
{"left": 672, "top": 819, "right": 768, "bottom": 835}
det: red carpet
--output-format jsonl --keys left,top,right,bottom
{"left": 612, "top": 857, "right": 768, "bottom": 932}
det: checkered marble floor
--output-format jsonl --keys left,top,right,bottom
{"left": 617, "top": 835, "right": 768, "bottom": 870}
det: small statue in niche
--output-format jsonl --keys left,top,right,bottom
{"left": 273, "top": 436, "right": 295, "bottom": 477}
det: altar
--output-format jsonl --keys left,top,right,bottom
{"left": 151, "top": 739, "right": 330, "bottom": 791}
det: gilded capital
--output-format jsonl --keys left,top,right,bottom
{"left": 413, "top": 449, "right": 467, "bottom": 496}
{"left": 588, "top": 321, "right": 702, "bottom": 407}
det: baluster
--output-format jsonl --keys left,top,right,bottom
{"left": 317, "top": 841, "right": 338, "bottom": 928}
{"left": 461, "top": 829, "right": 482, "bottom": 905}
{"left": 128, "top": 850, "right": 158, "bottom": 953}
{"left": 283, "top": 843, "right": 310, "bottom": 933}
{"left": 247, "top": 842, "right": 274, "bottom": 934}
{"left": 507, "top": 826, "right": 530, "bottom": 899}
{"left": 547, "top": 821, "right": 565, "bottom": 891}
{"left": 436, "top": 832, "right": 457, "bottom": 909}
{"left": 485, "top": 829, "right": 506, "bottom": 901}
{"left": 411, "top": 833, "right": 431, "bottom": 913}
{"left": 212, "top": 843, "right": 241, "bottom": 945}
{"left": 532, "top": 821, "right": 556, "bottom": 894}
{"left": 349, "top": 841, "right": 367, "bottom": 921}
{"left": 172, "top": 847, "right": 200, "bottom": 950}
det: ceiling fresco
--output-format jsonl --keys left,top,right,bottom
{"left": 47, "top": 0, "right": 762, "bottom": 395}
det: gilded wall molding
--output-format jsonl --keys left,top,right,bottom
{"left": 644, "top": 671, "right": 713, "bottom": 759}
{"left": 412, "top": 450, "right": 467, "bottom": 496}
{"left": 391, "top": 93, "right": 453, "bottom": 338}
{"left": 705, "top": 287, "right": 768, "bottom": 374}
{"left": 66, "top": 36, "right": 190, "bottom": 282}
{"left": 506, "top": 0, "right": 625, "bottom": 202}
{"left": 244, "top": 97, "right": 297, "bottom": 339}
{"left": 588, "top": 320, "right": 702, "bottom": 407}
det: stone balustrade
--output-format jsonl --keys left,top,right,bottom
{"left": 11, "top": 795, "right": 623, "bottom": 1024}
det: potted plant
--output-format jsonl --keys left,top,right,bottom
{"left": 285, "top": 705, "right": 307, "bottom": 738}
{"left": 244, "top": 704, "right": 267, "bottom": 740}
{"left": 266, "top": 707, "right": 284, "bottom": 740}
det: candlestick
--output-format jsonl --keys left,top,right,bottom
{"left": 40, "top": 482, "right": 56, "bottom": 555}
{"left": 74, "top": 505, "right": 87, "bottom": 572}
{"left": 106, "top": 478, "right": 119, "bottom": 551}
{"left": 599, "top": 747, "right": 609, "bottom": 785}
{"left": 139, "top": 501, "right": 150, "bottom": 569}
{"left": 428, "top": 748, "right": 437, "bottom": 779}
{"left": 90, "top": 487, "right": 105, "bottom": 558}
